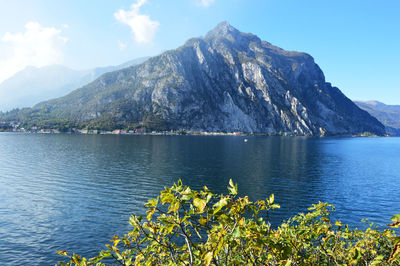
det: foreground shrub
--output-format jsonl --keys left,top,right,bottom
{"left": 58, "top": 180, "right": 400, "bottom": 265}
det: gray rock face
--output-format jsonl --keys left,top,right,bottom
{"left": 36, "top": 22, "right": 385, "bottom": 135}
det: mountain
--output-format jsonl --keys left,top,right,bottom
{"left": 0, "top": 57, "right": 149, "bottom": 111}
{"left": 354, "top": 100, "right": 400, "bottom": 135}
{"left": 2, "top": 22, "right": 385, "bottom": 136}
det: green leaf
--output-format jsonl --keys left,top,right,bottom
{"left": 352, "top": 248, "right": 361, "bottom": 260}
{"left": 145, "top": 197, "right": 158, "bottom": 208}
{"left": 168, "top": 201, "right": 180, "bottom": 213}
{"left": 213, "top": 197, "right": 228, "bottom": 215}
{"left": 270, "top": 204, "right": 280, "bottom": 209}
{"left": 181, "top": 187, "right": 193, "bottom": 200}
{"left": 160, "top": 191, "right": 175, "bottom": 204}
{"left": 391, "top": 214, "right": 400, "bottom": 222}
{"left": 99, "top": 250, "right": 111, "bottom": 257}
{"left": 268, "top": 194, "right": 274, "bottom": 204}
{"left": 193, "top": 198, "right": 207, "bottom": 213}
{"left": 388, "top": 214, "right": 400, "bottom": 228}
{"left": 199, "top": 216, "right": 207, "bottom": 226}
{"left": 228, "top": 179, "right": 237, "bottom": 195}
{"left": 370, "top": 255, "right": 384, "bottom": 266}
{"left": 232, "top": 227, "right": 241, "bottom": 238}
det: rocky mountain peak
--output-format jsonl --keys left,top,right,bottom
{"left": 208, "top": 21, "right": 238, "bottom": 35}
{"left": 205, "top": 21, "right": 245, "bottom": 41}
{"left": 7, "top": 22, "right": 385, "bottom": 136}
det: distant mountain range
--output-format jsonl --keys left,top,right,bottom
{"left": 0, "top": 57, "right": 149, "bottom": 111}
{"left": 354, "top": 101, "right": 400, "bottom": 135}
{"left": 0, "top": 22, "right": 385, "bottom": 136}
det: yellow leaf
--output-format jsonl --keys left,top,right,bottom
{"left": 321, "top": 217, "right": 330, "bottom": 223}
{"left": 199, "top": 216, "right": 208, "bottom": 226}
{"left": 387, "top": 221, "right": 400, "bottom": 228}
{"left": 335, "top": 221, "right": 343, "bottom": 227}
{"left": 216, "top": 238, "right": 224, "bottom": 254}
{"left": 203, "top": 251, "right": 213, "bottom": 266}
{"left": 56, "top": 250, "right": 69, "bottom": 256}
{"left": 168, "top": 201, "right": 180, "bottom": 213}
{"left": 284, "top": 259, "right": 292, "bottom": 266}
{"left": 146, "top": 208, "right": 155, "bottom": 221}
{"left": 389, "top": 243, "right": 400, "bottom": 263}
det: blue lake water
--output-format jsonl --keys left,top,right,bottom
{"left": 0, "top": 133, "right": 399, "bottom": 265}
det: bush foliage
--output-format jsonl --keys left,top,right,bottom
{"left": 57, "top": 180, "right": 400, "bottom": 265}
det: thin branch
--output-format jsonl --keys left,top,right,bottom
{"left": 180, "top": 233, "right": 193, "bottom": 265}
{"left": 110, "top": 253, "right": 124, "bottom": 265}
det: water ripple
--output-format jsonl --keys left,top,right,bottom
{"left": 0, "top": 134, "right": 399, "bottom": 265}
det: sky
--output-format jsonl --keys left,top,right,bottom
{"left": 0, "top": 0, "right": 399, "bottom": 104}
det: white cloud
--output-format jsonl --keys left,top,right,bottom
{"left": 118, "top": 40, "right": 127, "bottom": 51}
{"left": 114, "top": 0, "right": 159, "bottom": 44}
{"left": 197, "top": 0, "right": 215, "bottom": 7}
{"left": 0, "top": 22, "right": 67, "bottom": 83}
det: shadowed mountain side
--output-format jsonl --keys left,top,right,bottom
{"left": 354, "top": 100, "right": 400, "bottom": 136}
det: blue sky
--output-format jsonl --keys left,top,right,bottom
{"left": 0, "top": 0, "right": 399, "bottom": 103}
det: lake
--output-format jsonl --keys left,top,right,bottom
{"left": 0, "top": 133, "right": 399, "bottom": 265}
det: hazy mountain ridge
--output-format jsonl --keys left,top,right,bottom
{"left": 1, "top": 22, "right": 385, "bottom": 136}
{"left": 354, "top": 100, "right": 400, "bottom": 135}
{"left": 0, "top": 57, "right": 149, "bottom": 111}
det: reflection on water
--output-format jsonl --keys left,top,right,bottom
{"left": 0, "top": 133, "right": 399, "bottom": 265}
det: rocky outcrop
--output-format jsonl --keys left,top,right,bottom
{"left": 33, "top": 22, "right": 384, "bottom": 136}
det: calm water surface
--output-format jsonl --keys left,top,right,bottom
{"left": 0, "top": 133, "right": 399, "bottom": 265}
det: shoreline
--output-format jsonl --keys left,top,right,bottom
{"left": 0, "top": 129, "right": 386, "bottom": 138}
